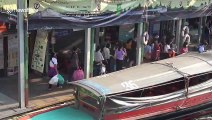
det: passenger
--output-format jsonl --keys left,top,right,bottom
{"left": 115, "top": 43, "right": 127, "bottom": 71}
{"left": 125, "top": 39, "right": 132, "bottom": 61}
{"left": 164, "top": 41, "right": 171, "bottom": 54}
{"left": 94, "top": 46, "right": 104, "bottom": 76}
{"left": 180, "top": 41, "right": 189, "bottom": 54}
{"left": 168, "top": 49, "right": 176, "bottom": 58}
{"left": 182, "top": 29, "right": 190, "bottom": 45}
{"left": 48, "top": 52, "right": 60, "bottom": 90}
{"left": 68, "top": 47, "right": 79, "bottom": 82}
{"left": 102, "top": 43, "right": 112, "bottom": 73}
{"left": 144, "top": 41, "right": 152, "bottom": 61}
{"left": 48, "top": 52, "right": 58, "bottom": 78}
{"left": 151, "top": 40, "right": 160, "bottom": 61}
{"left": 198, "top": 40, "right": 208, "bottom": 53}
{"left": 159, "top": 35, "right": 167, "bottom": 60}
{"left": 163, "top": 41, "right": 171, "bottom": 58}
{"left": 129, "top": 40, "right": 137, "bottom": 67}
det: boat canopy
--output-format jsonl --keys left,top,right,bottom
{"left": 72, "top": 51, "right": 212, "bottom": 97}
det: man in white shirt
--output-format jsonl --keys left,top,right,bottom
{"left": 94, "top": 46, "right": 104, "bottom": 76}
{"left": 103, "top": 43, "right": 112, "bottom": 72}
{"left": 164, "top": 44, "right": 171, "bottom": 53}
{"left": 94, "top": 49, "right": 104, "bottom": 64}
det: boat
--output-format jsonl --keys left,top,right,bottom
{"left": 70, "top": 51, "right": 212, "bottom": 120}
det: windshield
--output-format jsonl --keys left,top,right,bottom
{"left": 78, "top": 87, "right": 100, "bottom": 112}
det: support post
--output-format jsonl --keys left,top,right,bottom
{"left": 84, "top": 28, "right": 91, "bottom": 79}
{"left": 202, "top": 16, "right": 207, "bottom": 43}
{"left": 198, "top": 17, "right": 203, "bottom": 44}
{"left": 136, "top": 23, "right": 143, "bottom": 65}
{"left": 90, "top": 28, "right": 95, "bottom": 77}
{"left": 24, "top": 18, "right": 29, "bottom": 107}
{"left": 18, "top": 0, "right": 26, "bottom": 108}
{"left": 95, "top": 28, "right": 100, "bottom": 46}
{"left": 176, "top": 19, "right": 182, "bottom": 54}
{"left": 172, "top": 20, "right": 176, "bottom": 35}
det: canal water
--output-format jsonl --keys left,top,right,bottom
{"left": 31, "top": 106, "right": 94, "bottom": 120}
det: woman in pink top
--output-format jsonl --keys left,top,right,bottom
{"left": 115, "top": 43, "right": 126, "bottom": 71}
{"left": 180, "top": 41, "right": 188, "bottom": 54}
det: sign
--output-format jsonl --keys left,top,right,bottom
{"left": 0, "top": 36, "right": 3, "bottom": 69}
{"left": 28, "top": 0, "right": 211, "bottom": 15}
{"left": 29, "top": 0, "right": 95, "bottom": 14}
{"left": 1, "top": 0, "right": 211, "bottom": 15}
{"left": 31, "top": 30, "right": 48, "bottom": 73}
{"left": 0, "top": 0, "right": 17, "bottom": 11}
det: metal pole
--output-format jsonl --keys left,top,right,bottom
{"left": 198, "top": 17, "right": 203, "bottom": 44}
{"left": 84, "top": 28, "right": 91, "bottom": 79}
{"left": 176, "top": 19, "right": 182, "bottom": 54}
{"left": 95, "top": 28, "right": 100, "bottom": 46}
{"left": 24, "top": 18, "right": 29, "bottom": 107}
{"left": 18, "top": 0, "right": 26, "bottom": 108}
{"left": 136, "top": 23, "right": 143, "bottom": 65}
{"left": 172, "top": 20, "right": 176, "bottom": 35}
{"left": 90, "top": 28, "right": 95, "bottom": 77}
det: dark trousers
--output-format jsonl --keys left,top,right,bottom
{"left": 116, "top": 59, "right": 123, "bottom": 71}
{"left": 103, "top": 59, "right": 111, "bottom": 73}
{"left": 94, "top": 64, "right": 102, "bottom": 76}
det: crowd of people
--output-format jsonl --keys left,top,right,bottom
{"left": 47, "top": 26, "right": 210, "bottom": 88}
{"left": 93, "top": 39, "right": 138, "bottom": 76}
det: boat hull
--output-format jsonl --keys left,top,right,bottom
{"left": 104, "top": 92, "right": 212, "bottom": 120}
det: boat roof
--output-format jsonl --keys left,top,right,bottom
{"left": 72, "top": 51, "right": 212, "bottom": 97}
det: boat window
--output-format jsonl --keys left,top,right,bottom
{"left": 78, "top": 89, "right": 100, "bottom": 111}
{"left": 189, "top": 72, "right": 212, "bottom": 87}
{"left": 118, "top": 72, "right": 212, "bottom": 98}
{"left": 119, "top": 79, "right": 185, "bottom": 97}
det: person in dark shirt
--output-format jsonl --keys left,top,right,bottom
{"left": 68, "top": 47, "right": 79, "bottom": 82}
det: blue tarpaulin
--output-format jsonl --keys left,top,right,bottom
{"left": 28, "top": 5, "right": 212, "bottom": 30}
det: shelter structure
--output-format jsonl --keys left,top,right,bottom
{"left": 0, "top": 0, "right": 211, "bottom": 109}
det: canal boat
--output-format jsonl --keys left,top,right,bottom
{"left": 71, "top": 51, "right": 212, "bottom": 120}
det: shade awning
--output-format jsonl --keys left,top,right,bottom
{"left": 28, "top": 6, "right": 212, "bottom": 30}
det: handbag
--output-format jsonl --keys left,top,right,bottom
{"left": 72, "top": 69, "right": 84, "bottom": 81}
{"left": 49, "top": 75, "right": 59, "bottom": 85}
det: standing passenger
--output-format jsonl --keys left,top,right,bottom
{"left": 48, "top": 52, "right": 59, "bottom": 90}
{"left": 115, "top": 43, "right": 127, "bottom": 71}
{"left": 103, "top": 43, "right": 112, "bottom": 73}
{"left": 180, "top": 41, "right": 188, "bottom": 54}
{"left": 94, "top": 46, "right": 104, "bottom": 76}
{"left": 129, "top": 40, "right": 137, "bottom": 67}
{"left": 68, "top": 47, "right": 79, "bottom": 82}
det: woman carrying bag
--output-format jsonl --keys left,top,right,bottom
{"left": 48, "top": 52, "right": 58, "bottom": 78}
{"left": 68, "top": 47, "right": 80, "bottom": 82}
{"left": 48, "top": 52, "right": 62, "bottom": 90}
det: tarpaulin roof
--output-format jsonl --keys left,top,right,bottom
{"left": 1, "top": 0, "right": 211, "bottom": 29}
{"left": 72, "top": 51, "right": 212, "bottom": 97}
{"left": 28, "top": 5, "right": 212, "bottom": 30}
